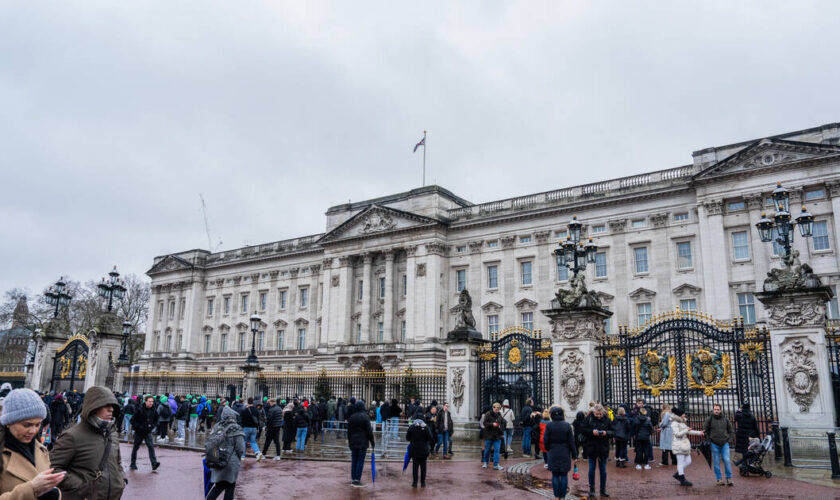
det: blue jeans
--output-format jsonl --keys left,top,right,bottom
{"left": 504, "top": 429, "right": 513, "bottom": 450}
{"left": 711, "top": 442, "right": 732, "bottom": 480}
{"left": 189, "top": 415, "right": 198, "bottom": 431}
{"left": 243, "top": 427, "right": 261, "bottom": 456}
{"left": 390, "top": 417, "right": 400, "bottom": 440}
{"left": 123, "top": 415, "right": 132, "bottom": 434}
{"left": 176, "top": 420, "right": 185, "bottom": 439}
{"left": 350, "top": 448, "right": 367, "bottom": 481}
{"left": 296, "top": 427, "right": 308, "bottom": 451}
{"left": 483, "top": 439, "right": 501, "bottom": 466}
{"left": 522, "top": 426, "right": 532, "bottom": 454}
{"left": 588, "top": 457, "right": 607, "bottom": 492}
{"left": 551, "top": 472, "right": 569, "bottom": 499}
{"left": 435, "top": 431, "right": 449, "bottom": 455}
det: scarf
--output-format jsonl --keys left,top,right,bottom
{"left": 4, "top": 429, "right": 35, "bottom": 467}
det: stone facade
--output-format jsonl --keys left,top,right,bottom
{"left": 141, "top": 123, "right": 840, "bottom": 374}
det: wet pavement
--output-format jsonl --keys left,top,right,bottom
{"left": 526, "top": 457, "right": 840, "bottom": 499}
{"left": 120, "top": 443, "right": 536, "bottom": 500}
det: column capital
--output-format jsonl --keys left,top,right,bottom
{"left": 826, "top": 180, "right": 840, "bottom": 198}
{"left": 701, "top": 199, "right": 723, "bottom": 216}
{"left": 289, "top": 267, "right": 300, "bottom": 278}
{"left": 309, "top": 264, "right": 321, "bottom": 274}
{"left": 338, "top": 255, "right": 353, "bottom": 267}
{"left": 744, "top": 192, "right": 764, "bottom": 211}
{"left": 405, "top": 245, "right": 418, "bottom": 257}
{"left": 384, "top": 249, "right": 396, "bottom": 261}
{"left": 322, "top": 257, "right": 334, "bottom": 269}
{"left": 362, "top": 253, "right": 374, "bottom": 265}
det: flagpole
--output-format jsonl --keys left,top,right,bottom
{"left": 422, "top": 130, "right": 427, "bottom": 186}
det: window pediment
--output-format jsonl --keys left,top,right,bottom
{"left": 628, "top": 287, "right": 656, "bottom": 300}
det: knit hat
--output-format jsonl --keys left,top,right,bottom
{"left": 1, "top": 389, "right": 47, "bottom": 426}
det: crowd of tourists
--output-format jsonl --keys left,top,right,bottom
{"left": 496, "top": 397, "right": 762, "bottom": 499}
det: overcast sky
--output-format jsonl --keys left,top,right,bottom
{"left": 2, "top": 1, "right": 840, "bottom": 298}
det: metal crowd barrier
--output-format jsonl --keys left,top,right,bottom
{"left": 781, "top": 427, "right": 840, "bottom": 478}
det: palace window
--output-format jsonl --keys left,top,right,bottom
{"left": 300, "top": 287, "right": 308, "bottom": 308}
{"left": 239, "top": 333, "right": 246, "bottom": 352}
{"left": 592, "top": 225, "right": 606, "bottom": 234}
{"left": 157, "top": 301, "right": 163, "bottom": 321}
{"left": 279, "top": 290, "right": 287, "bottom": 309}
{"left": 732, "top": 231, "right": 750, "bottom": 260}
{"left": 224, "top": 296, "right": 231, "bottom": 315}
{"left": 770, "top": 228, "right": 784, "bottom": 256}
{"left": 258, "top": 331, "right": 265, "bottom": 351}
{"left": 379, "top": 277, "right": 386, "bottom": 298}
{"left": 207, "top": 298, "right": 214, "bottom": 317}
{"left": 737, "top": 293, "right": 756, "bottom": 325}
{"left": 676, "top": 241, "right": 693, "bottom": 269}
{"left": 632, "top": 219, "right": 646, "bottom": 228}
{"left": 176, "top": 334, "right": 182, "bottom": 351}
{"left": 259, "top": 292, "right": 267, "bottom": 311}
{"left": 674, "top": 212, "right": 689, "bottom": 222}
{"left": 487, "top": 240, "right": 499, "bottom": 248}
{"left": 401, "top": 274, "right": 407, "bottom": 296}
{"left": 555, "top": 230, "right": 567, "bottom": 239}
{"left": 828, "top": 286, "right": 839, "bottom": 319}
{"left": 204, "top": 335, "right": 211, "bottom": 353}
{"left": 165, "top": 334, "right": 171, "bottom": 351}
{"left": 805, "top": 189, "right": 825, "bottom": 200}
{"left": 636, "top": 303, "right": 652, "bottom": 325}
{"left": 595, "top": 252, "right": 607, "bottom": 278}
{"left": 521, "top": 312, "right": 534, "bottom": 332}
{"left": 221, "top": 333, "right": 228, "bottom": 352}
{"left": 488, "top": 315, "right": 499, "bottom": 338}
{"left": 298, "top": 328, "right": 306, "bottom": 350}
{"left": 358, "top": 280, "right": 364, "bottom": 301}
{"left": 456, "top": 269, "right": 466, "bottom": 291}
{"left": 277, "top": 330, "right": 285, "bottom": 350}
{"left": 240, "top": 294, "right": 248, "bottom": 314}
{"left": 179, "top": 299, "right": 185, "bottom": 319}
{"left": 401, "top": 320, "right": 406, "bottom": 342}
{"left": 487, "top": 265, "right": 498, "bottom": 289}
{"left": 728, "top": 201, "right": 745, "bottom": 212}
{"left": 520, "top": 235, "right": 531, "bottom": 243}
{"left": 634, "top": 247, "right": 649, "bottom": 274}
{"left": 456, "top": 245, "right": 467, "bottom": 253}
{"left": 168, "top": 301, "right": 175, "bottom": 319}
{"left": 813, "top": 221, "right": 831, "bottom": 251}
{"left": 556, "top": 258, "right": 569, "bottom": 282}
{"left": 521, "top": 261, "right": 532, "bottom": 286}
{"left": 377, "top": 322, "right": 384, "bottom": 343}
{"left": 679, "top": 299, "right": 697, "bottom": 312}
{"left": 356, "top": 324, "right": 362, "bottom": 344}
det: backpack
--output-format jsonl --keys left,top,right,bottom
{"left": 205, "top": 426, "right": 232, "bottom": 469}
{"left": 160, "top": 404, "right": 172, "bottom": 419}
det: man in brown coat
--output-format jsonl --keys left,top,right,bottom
{"left": 50, "top": 386, "right": 126, "bottom": 499}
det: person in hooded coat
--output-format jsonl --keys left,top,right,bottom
{"left": 406, "top": 410, "right": 435, "bottom": 488}
{"left": 50, "top": 386, "right": 126, "bottom": 500}
{"left": 543, "top": 406, "right": 577, "bottom": 500}
{"left": 205, "top": 406, "right": 245, "bottom": 500}
{"left": 281, "top": 403, "right": 295, "bottom": 453}
{"left": 48, "top": 395, "right": 69, "bottom": 440}
{"left": 734, "top": 403, "right": 759, "bottom": 458}
{"left": 346, "top": 401, "right": 374, "bottom": 487}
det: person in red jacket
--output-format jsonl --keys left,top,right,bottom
{"left": 538, "top": 408, "right": 550, "bottom": 467}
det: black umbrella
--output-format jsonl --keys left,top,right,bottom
{"left": 697, "top": 440, "right": 713, "bottom": 468}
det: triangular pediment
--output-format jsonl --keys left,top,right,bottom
{"left": 672, "top": 283, "right": 702, "bottom": 297}
{"left": 318, "top": 205, "right": 443, "bottom": 244}
{"left": 628, "top": 287, "right": 656, "bottom": 300}
{"left": 514, "top": 298, "right": 538, "bottom": 310}
{"left": 481, "top": 301, "right": 503, "bottom": 313}
{"left": 694, "top": 138, "right": 840, "bottom": 181}
{"left": 147, "top": 255, "right": 195, "bottom": 275}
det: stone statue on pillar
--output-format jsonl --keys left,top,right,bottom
{"left": 447, "top": 290, "right": 482, "bottom": 341}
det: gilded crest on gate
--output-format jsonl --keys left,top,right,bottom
{"left": 686, "top": 348, "right": 731, "bottom": 397}
{"left": 504, "top": 339, "right": 526, "bottom": 370}
{"left": 635, "top": 349, "right": 676, "bottom": 397}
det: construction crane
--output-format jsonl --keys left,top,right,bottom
{"left": 199, "top": 194, "right": 223, "bottom": 252}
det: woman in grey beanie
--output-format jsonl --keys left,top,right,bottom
{"left": 0, "top": 388, "right": 65, "bottom": 498}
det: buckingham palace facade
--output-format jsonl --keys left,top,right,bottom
{"left": 140, "top": 123, "right": 840, "bottom": 375}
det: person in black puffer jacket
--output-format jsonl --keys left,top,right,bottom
{"left": 263, "top": 399, "right": 284, "bottom": 459}
{"left": 734, "top": 403, "right": 759, "bottom": 459}
{"left": 347, "top": 401, "right": 374, "bottom": 487}
{"left": 530, "top": 411, "right": 543, "bottom": 460}
{"left": 406, "top": 410, "right": 435, "bottom": 488}
{"left": 581, "top": 404, "right": 614, "bottom": 498}
{"left": 633, "top": 408, "right": 653, "bottom": 469}
{"left": 572, "top": 411, "right": 587, "bottom": 459}
{"left": 543, "top": 406, "right": 578, "bottom": 500}
{"left": 613, "top": 407, "right": 632, "bottom": 468}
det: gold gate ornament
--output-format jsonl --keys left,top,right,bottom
{"left": 635, "top": 349, "right": 676, "bottom": 397}
{"left": 686, "top": 348, "right": 731, "bottom": 397}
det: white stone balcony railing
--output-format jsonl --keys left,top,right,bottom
{"left": 447, "top": 165, "right": 695, "bottom": 221}
{"left": 205, "top": 233, "right": 325, "bottom": 265}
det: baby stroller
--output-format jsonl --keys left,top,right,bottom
{"left": 737, "top": 435, "right": 774, "bottom": 477}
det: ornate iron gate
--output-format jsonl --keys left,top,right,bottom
{"left": 50, "top": 334, "right": 89, "bottom": 393}
{"left": 598, "top": 311, "right": 777, "bottom": 438}
{"left": 478, "top": 327, "right": 553, "bottom": 420}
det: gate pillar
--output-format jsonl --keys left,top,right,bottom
{"left": 84, "top": 312, "right": 125, "bottom": 392}
{"left": 757, "top": 286, "right": 835, "bottom": 430}
{"left": 445, "top": 336, "right": 483, "bottom": 424}
{"left": 542, "top": 305, "right": 612, "bottom": 421}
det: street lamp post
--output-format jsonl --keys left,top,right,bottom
{"left": 755, "top": 182, "right": 814, "bottom": 266}
{"left": 247, "top": 313, "right": 261, "bottom": 365}
{"left": 554, "top": 215, "right": 598, "bottom": 279}
{"left": 97, "top": 266, "right": 127, "bottom": 312}
{"left": 119, "top": 320, "right": 132, "bottom": 364}
{"left": 44, "top": 277, "right": 72, "bottom": 318}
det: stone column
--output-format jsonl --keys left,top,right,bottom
{"left": 757, "top": 287, "right": 836, "bottom": 429}
{"left": 383, "top": 250, "right": 395, "bottom": 343}
{"left": 542, "top": 304, "right": 612, "bottom": 421}
{"left": 84, "top": 312, "right": 124, "bottom": 392}
{"left": 698, "top": 199, "right": 732, "bottom": 319}
{"left": 335, "top": 256, "right": 355, "bottom": 345}
{"left": 309, "top": 264, "right": 321, "bottom": 347}
{"left": 241, "top": 363, "right": 264, "bottom": 400}
{"left": 405, "top": 246, "right": 418, "bottom": 343}
{"left": 320, "top": 259, "right": 334, "bottom": 346}
{"left": 445, "top": 338, "right": 483, "bottom": 425}
{"left": 360, "top": 253, "right": 373, "bottom": 343}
